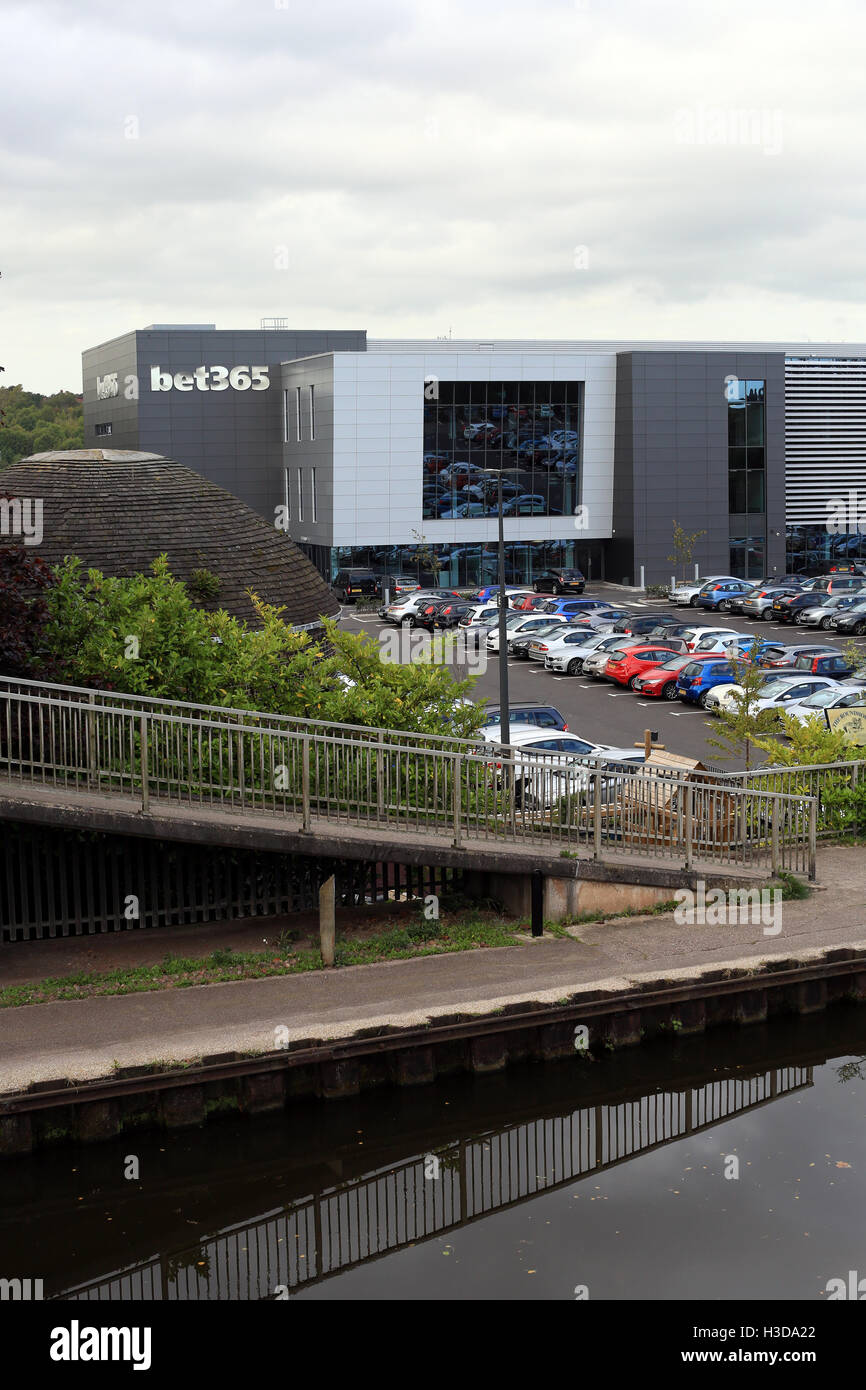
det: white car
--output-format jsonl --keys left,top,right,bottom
{"left": 692, "top": 628, "right": 756, "bottom": 653}
{"left": 783, "top": 685, "right": 866, "bottom": 727}
{"left": 670, "top": 576, "right": 741, "bottom": 606}
{"left": 686, "top": 627, "right": 746, "bottom": 652}
{"left": 382, "top": 592, "right": 452, "bottom": 625}
{"left": 486, "top": 613, "right": 570, "bottom": 652}
{"left": 540, "top": 630, "right": 622, "bottom": 674}
{"left": 482, "top": 728, "right": 645, "bottom": 808}
{"left": 713, "top": 675, "right": 843, "bottom": 717}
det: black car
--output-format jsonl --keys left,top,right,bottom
{"left": 433, "top": 603, "right": 475, "bottom": 630}
{"left": 532, "top": 568, "right": 585, "bottom": 595}
{"left": 479, "top": 702, "right": 568, "bottom": 731}
{"left": 772, "top": 591, "right": 824, "bottom": 623}
{"left": 611, "top": 615, "right": 682, "bottom": 637}
{"left": 333, "top": 568, "right": 379, "bottom": 604}
{"left": 414, "top": 599, "right": 454, "bottom": 631}
{"left": 835, "top": 602, "right": 866, "bottom": 636}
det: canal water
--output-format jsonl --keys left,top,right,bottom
{"left": 3, "top": 1008, "right": 864, "bottom": 1301}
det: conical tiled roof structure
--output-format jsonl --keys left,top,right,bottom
{"left": 0, "top": 450, "right": 339, "bottom": 628}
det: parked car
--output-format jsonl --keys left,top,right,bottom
{"left": 532, "top": 568, "right": 586, "bottom": 595}
{"left": 413, "top": 599, "right": 453, "bottom": 630}
{"left": 784, "top": 684, "right": 866, "bottom": 726}
{"left": 676, "top": 658, "right": 737, "bottom": 707}
{"left": 486, "top": 613, "right": 570, "bottom": 652}
{"left": 703, "top": 670, "right": 807, "bottom": 713}
{"left": 375, "top": 574, "right": 419, "bottom": 600}
{"left": 512, "top": 593, "right": 560, "bottom": 613}
{"left": 790, "top": 652, "right": 856, "bottom": 678}
{"left": 333, "top": 568, "right": 380, "bottom": 604}
{"left": 772, "top": 591, "right": 829, "bottom": 623}
{"left": 540, "top": 597, "right": 600, "bottom": 618}
{"left": 502, "top": 494, "right": 547, "bottom": 516}
{"left": 479, "top": 703, "right": 568, "bottom": 732}
{"left": 808, "top": 575, "right": 866, "bottom": 597}
{"left": 760, "top": 644, "right": 842, "bottom": 669}
{"left": 831, "top": 600, "right": 866, "bottom": 636}
{"left": 483, "top": 729, "right": 644, "bottom": 809}
{"left": 670, "top": 576, "right": 741, "bottom": 606}
{"left": 603, "top": 641, "right": 689, "bottom": 688}
{"left": 432, "top": 603, "right": 477, "bottom": 630}
{"left": 510, "top": 622, "right": 578, "bottom": 659}
{"left": 632, "top": 653, "right": 720, "bottom": 700}
{"left": 610, "top": 615, "right": 684, "bottom": 639}
{"left": 795, "top": 595, "right": 863, "bottom": 629}
{"left": 380, "top": 590, "right": 460, "bottom": 624}
{"left": 474, "top": 584, "right": 529, "bottom": 603}
{"left": 688, "top": 628, "right": 750, "bottom": 653}
{"left": 740, "top": 585, "right": 802, "bottom": 620}
{"left": 694, "top": 579, "right": 756, "bottom": 612}
{"left": 714, "top": 676, "right": 844, "bottom": 717}
{"left": 582, "top": 638, "right": 647, "bottom": 679}
{"left": 540, "top": 630, "right": 625, "bottom": 675}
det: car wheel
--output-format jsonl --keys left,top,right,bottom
{"left": 857, "top": 621, "right": 866, "bottom": 636}
{"left": 689, "top": 595, "right": 700, "bottom": 607}
{"left": 628, "top": 674, "right": 640, "bottom": 689}
{"left": 533, "top": 583, "right": 542, "bottom": 593}
{"left": 764, "top": 609, "right": 774, "bottom": 620}
{"left": 794, "top": 612, "right": 805, "bottom": 624}
{"left": 567, "top": 658, "right": 583, "bottom": 675}
{"left": 820, "top": 616, "right": 833, "bottom": 630}
{"left": 663, "top": 681, "right": 678, "bottom": 700}
{"left": 698, "top": 691, "right": 711, "bottom": 708}
{"left": 718, "top": 599, "right": 730, "bottom": 612}
{"left": 553, "top": 582, "right": 562, "bottom": 594}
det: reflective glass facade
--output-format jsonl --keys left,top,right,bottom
{"left": 786, "top": 524, "right": 866, "bottom": 575}
{"left": 728, "top": 378, "right": 766, "bottom": 576}
{"left": 324, "top": 540, "right": 604, "bottom": 588}
{"left": 423, "top": 381, "right": 581, "bottom": 520}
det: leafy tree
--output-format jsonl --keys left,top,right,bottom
{"left": 706, "top": 652, "right": 780, "bottom": 770}
{"left": 666, "top": 520, "right": 706, "bottom": 582}
{"left": 0, "top": 384, "right": 83, "bottom": 468}
{"left": 0, "top": 548, "right": 61, "bottom": 679}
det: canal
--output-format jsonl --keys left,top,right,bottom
{"left": 3, "top": 1008, "right": 864, "bottom": 1302}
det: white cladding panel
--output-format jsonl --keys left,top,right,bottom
{"left": 328, "top": 351, "right": 615, "bottom": 547}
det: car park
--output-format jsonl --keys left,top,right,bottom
{"left": 676, "top": 658, "right": 736, "bottom": 706}
{"left": 694, "top": 579, "right": 756, "bottom": 612}
{"left": 603, "top": 641, "right": 690, "bottom": 688}
{"left": 532, "top": 568, "right": 586, "bottom": 594}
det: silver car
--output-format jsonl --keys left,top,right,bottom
{"left": 795, "top": 595, "right": 862, "bottom": 629}
{"left": 670, "top": 575, "right": 740, "bottom": 606}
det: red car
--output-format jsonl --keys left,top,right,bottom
{"left": 603, "top": 641, "right": 689, "bottom": 689}
{"left": 631, "top": 652, "right": 720, "bottom": 699}
{"left": 513, "top": 593, "right": 554, "bottom": 613}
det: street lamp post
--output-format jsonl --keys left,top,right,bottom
{"left": 497, "top": 469, "right": 511, "bottom": 747}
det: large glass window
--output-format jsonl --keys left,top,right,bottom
{"left": 728, "top": 376, "right": 765, "bottom": 573}
{"left": 325, "top": 539, "right": 604, "bottom": 587}
{"left": 423, "top": 380, "right": 581, "bottom": 520}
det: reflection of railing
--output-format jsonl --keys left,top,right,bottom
{"left": 0, "top": 680, "right": 817, "bottom": 875}
{"left": 58, "top": 1065, "right": 812, "bottom": 1301}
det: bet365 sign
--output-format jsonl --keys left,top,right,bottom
{"left": 150, "top": 365, "right": 270, "bottom": 392}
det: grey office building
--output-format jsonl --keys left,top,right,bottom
{"left": 83, "top": 328, "right": 866, "bottom": 587}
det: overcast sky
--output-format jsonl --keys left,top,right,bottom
{"left": 2, "top": 0, "right": 865, "bottom": 393}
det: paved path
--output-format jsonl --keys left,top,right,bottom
{"left": 1, "top": 848, "right": 863, "bottom": 1093}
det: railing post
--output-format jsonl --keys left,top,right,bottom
{"left": 684, "top": 783, "right": 694, "bottom": 870}
{"left": 236, "top": 729, "right": 245, "bottom": 808}
{"left": 593, "top": 770, "right": 602, "bottom": 859}
{"left": 376, "top": 735, "right": 385, "bottom": 821}
{"left": 87, "top": 692, "right": 98, "bottom": 788}
{"left": 140, "top": 714, "right": 149, "bottom": 814}
{"left": 302, "top": 737, "right": 311, "bottom": 831}
{"left": 452, "top": 753, "right": 462, "bottom": 848}
{"left": 808, "top": 798, "right": 817, "bottom": 881}
{"left": 771, "top": 801, "right": 780, "bottom": 875}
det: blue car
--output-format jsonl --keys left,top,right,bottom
{"left": 676, "top": 658, "right": 735, "bottom": 707}
{"left": 474, "top": 584, "right": 527, "bottom": 602}
{"left": 541, "top": 597, "right": 604, "bottom": 616}
{"left": 695, "top": 579, "right": 755, "bottom": 612}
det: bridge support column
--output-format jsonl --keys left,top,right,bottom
{"left": 319, "top": 874, "right": 336, "bottom": 966}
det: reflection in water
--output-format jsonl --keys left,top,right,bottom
{"left": 58, "top": 1065, "right": 812, "bottom": 1301}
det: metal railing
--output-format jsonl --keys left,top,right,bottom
{"left": 0, "top": 682, "right": 817, "bottom": 875}
{"left": 717, "top": 760, "right": 866, "bottom": 840}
